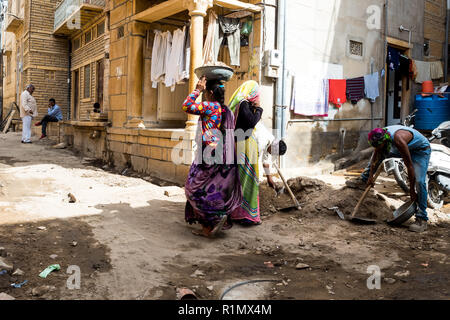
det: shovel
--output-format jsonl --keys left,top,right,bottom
{"left": 273, "top": 163, "right": 302, "bottom": 211}
{"left": 348, "top": 165, "right": 384, "bottom": 224}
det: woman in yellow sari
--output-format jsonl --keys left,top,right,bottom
{"left": 228, "top": 80, "right": 263, "bottom": 225}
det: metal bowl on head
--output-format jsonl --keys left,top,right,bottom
{"left": 387, "top": 200, "right": 417, "bottom": 226}
{"left": 195, "top": 65, "right": 234, "bottom": 82}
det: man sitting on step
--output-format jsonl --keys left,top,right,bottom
{"left": 35, "top": 98, "right": 63, "bottom": 139}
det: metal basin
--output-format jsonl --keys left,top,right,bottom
{"left": 194, "top": 66, "right": 234, "bottom": 82}
{"left": 387, "top": 201, "right": 417, "bottom": 226}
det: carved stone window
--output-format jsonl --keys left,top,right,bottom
{"left": 349, "top": 40, "right": 363, "bottom": 57}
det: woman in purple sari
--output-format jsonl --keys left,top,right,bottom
{"left": 183, "top": 76, "right": 242, "bottom": 238}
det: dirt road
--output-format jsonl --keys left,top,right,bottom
{"left": 0, "top": 132, "right": 449, "bottom": 300}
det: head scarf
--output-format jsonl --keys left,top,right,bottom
{"left": 368, "top": 128, "right": 393, "bottom": 151}
{"left": 228, "top": 80, "right": 260, "bottom": 113}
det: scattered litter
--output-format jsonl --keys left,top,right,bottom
{"left": 11, "top": 280, "right": 28, "bottom": 288}
{"left": 39, "top": 264, "right": 61, "bottom": 279}
{"left": 190, "top": 270, "right": 205, "bottom": 278}
{"left": 12, "top": 268, "right": 24, "bottom": 276}
{"left": 264, "top": 261, "right": 275, "bottom": 268}
{"left": 207, "top": 286, "right": 214, "bottom": 291}
{"left": 0, "top": 292, "right": 15, "bottom": 300}
{"left": 176, "top": 287, "right": 197, "bottom": 300}
{"left": 326, "top": 285, "right": 335, "bottom": 295}
{"left": 421, "top": 263, "right": 429, "bottom": 268}
{"left": 49, "top": 254, "right": 58, "bottom": 260}
{"left": 295, "top": 263, "right": 310, "bottom": 270}
{"left": 71, "top": 241, "right": 78, "bottom": 247}
{"left": 384, "top": 278, "right": 396, "bottom": 284}
{"left": 162, "top": 186, "right": 185, "bottom": 197}
{"left": 0, "top": 257, "right": 13, "bottom": 271}
{"left": 0, "top": 270, "right": 7, "bottom": 275}
{"left": 52, "top": 142, "right": 67, "bottom": 149}
{"left": 37, "top": 226, "right": 46, "bottom": 230}
{"left": 68, "top": 193, "right": 77, "bottom": 203}
{"left": 394, "top": 270, "right": 410, "bottom": 278}
{"left": 32, "top": 285, "right": 56, "bottom": 297}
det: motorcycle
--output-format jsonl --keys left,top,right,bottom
{"left": 384, "top": 119, "right": 450, "bottom": 210}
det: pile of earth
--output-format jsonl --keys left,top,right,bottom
{"left": 260, "top": 177, "right": 393, "bottom": 222}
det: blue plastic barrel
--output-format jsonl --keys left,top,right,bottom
{"left": 414, "top": 94, "right": 450, "bottom": 130}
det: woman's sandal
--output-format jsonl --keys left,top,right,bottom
{"left": 192, "top": 216, "right": 227, "bottom": 238}
{"left": 209, "top": 215, "right": 228, "bottom": 237}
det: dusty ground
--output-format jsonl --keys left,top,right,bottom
{"left": 0, "top": 132, "right": 449, "bottom": 300}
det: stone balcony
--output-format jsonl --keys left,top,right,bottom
{"left": 4, "top": 13, "right": 23, "bottom": 33}
{"left": 54, "top": 0, "right": 105, "bottom": 36}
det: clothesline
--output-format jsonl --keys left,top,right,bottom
{"left": 290, "top": 68, "right": 383, "bottom": 117}
{"left": 150, "top": 26, "right": 190, "bottom": 91}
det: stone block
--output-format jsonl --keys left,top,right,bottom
{"left": 131, "top": 155, "right": 147, "bottom": 173}
{"left": 150, "top": 146, "right": 163, "bottom": 160}
{"left": 138, "top": 136, "right": 148, "bottom": 145}
{"left": 110, "top": 94, "right": 127, "bottom": 111}
{"left": 112, "top": 111, "right": 127, "bottom": 127}
{"left": 110, "top": 4, "right": 128, "bottom": 25}
{"left": 147, "top": 159, "right": 176, "bottom": 180}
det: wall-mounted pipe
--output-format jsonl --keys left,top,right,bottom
{"left": 274, "top": 0, "right": 286, "bottom": 142}
{"left": 274, "top": 0, "right": 287, "bottom": 168}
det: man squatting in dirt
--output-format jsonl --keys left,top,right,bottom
{"left": 363, "top": 126, "right": 431, "bottom": 233}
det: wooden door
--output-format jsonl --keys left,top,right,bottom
{"left": 96, "top": 59, "right": 104, "bottom": 108}
{"left": 157, "top": 82, "right": 189, "bottom": 121}
{"left": 73, "top": 70, "right": 79, "bottom": 120}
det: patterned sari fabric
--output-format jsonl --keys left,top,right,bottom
{"left": 231, "top": 130, "right": 261, "bottom": 224}
{"left": 228, "top": 80, "right": 262, "bottom": 224}
{"left": 228, "top": 80, "right": 260, "bottom": 113}
{"left": 184, "top": 104, "right": 243, "bottom": 230}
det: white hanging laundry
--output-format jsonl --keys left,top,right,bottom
{"left": 151, "top": 30, "right": 165, "bottom": 88}
{"left": 430, "top": 61, "right": 444, "bottom": 80}
{"left": 414, "top": 60, "right": 431, "bottom": 84}
{"left": 163, "top": 31, "right": 173, "bottom": 88}
{"left": 180, "top": 25, "right": 190, "bottom": 83}
{"left": 203, "top": 11, "right": 218, "bottom": 64}
{"left": 151, "top": 30, "right": 172, "bottom": 88}
{"left": 166, "top": 28, "right": 186, "bottom": 91}
{"left": 290, "top": 76, "right": 329, "bottom": 117}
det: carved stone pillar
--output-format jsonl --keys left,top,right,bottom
{"left": 125, "top": 21, "right": 147, "bottom": 128}
{"left": 183, "top": 0, "right": 213, "bottom": 131}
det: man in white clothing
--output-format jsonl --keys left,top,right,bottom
{"left": 254, "top": 122, "right": 288, "bottom": 189}
{"left": 20, "top": 84, "right": 38, "bottom": 144}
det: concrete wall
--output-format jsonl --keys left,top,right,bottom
{"left": 424, "top": 0, "right": 447, "bottom": 79}
{"left": 257, "top": 0, "right": 427, "bottom": 173}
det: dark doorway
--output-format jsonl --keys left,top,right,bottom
{"left": 385, "top": 45, "right": 410, "bottom": 126}
{"left": 96, "top": 59, "right": 104, "bottom": 110}
{"left": 73, "top": 70, "right": 79, "bottom": 120}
